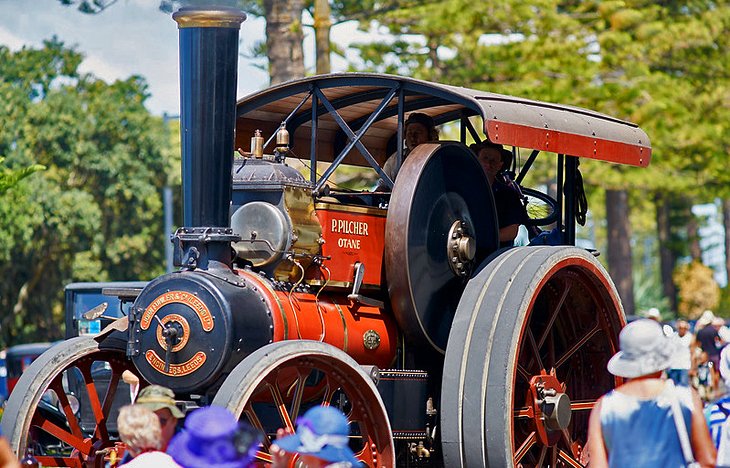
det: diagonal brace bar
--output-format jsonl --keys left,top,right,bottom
{"left": 263, "top": 90, "right": 313, "bottom": 151}
{"left": 314, "top": 85, "right": 398, "bottom": 193}
{"left": 516, "top": 149, "right": 540, "bottom": 185}
{"left": 463, "top": 115, "right": 482, "bottom": 144}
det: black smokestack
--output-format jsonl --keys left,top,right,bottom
{"left": 173, "top": 6, "right": 246, "bottom": 228}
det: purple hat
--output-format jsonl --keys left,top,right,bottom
{"left": 168, "top": 406, "right": 259, "bottom": 468}
{"left": 275, "top": 406, "right": 360, "bottom": 466}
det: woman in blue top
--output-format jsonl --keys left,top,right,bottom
{"left": 586, "top": 319, "right": 715, "bottom": 467}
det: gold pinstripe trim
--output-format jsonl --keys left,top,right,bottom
{"left": 333, "top": 302, "right": 348, "bottom": 352}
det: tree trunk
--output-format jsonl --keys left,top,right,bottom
{"left": 605, "top": 189, "right": 635, "bottom": 317}
{"left": 263, "top": 0, "right": 305, "bottom": 84}
{"left": 655, "top": 194, "right": 677, "bottom": 313}
{"left": 687, "top": 202, "right": 702, "bottom": 261}
{"left": 313, "top": 0, "right": 331, "bottom": 74}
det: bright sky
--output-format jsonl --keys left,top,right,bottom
{"left": 0, "top": 0, "right": 375, "bottom": 116}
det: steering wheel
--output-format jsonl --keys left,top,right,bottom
{"left": 521, "top": 187, "right": 558, "bottom": 227}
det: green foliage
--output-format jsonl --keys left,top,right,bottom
{"left": 346, "top": 0, "right": 730, "bottom": 313}
{"left": 717, "top": 287, "right": 730, "bottom": 319}
{"left": 0, "top": 157, "right": 45, "bottom": 195}
{"left": 0, "top": 40, "right": 173, "bottom": 347}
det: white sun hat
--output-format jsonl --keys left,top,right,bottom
{"left": 607, "top": 319, "right": 677, "bottom": 378}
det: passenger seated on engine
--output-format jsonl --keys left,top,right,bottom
{"left": 472, "top": 141, "right": 526, "bottom": 248}
{"left": 375, "top": 112, "right": 439, "bottom": 191}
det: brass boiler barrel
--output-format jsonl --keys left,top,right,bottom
{"left": 238, "top": 268, "right": 397, "bottom": 369}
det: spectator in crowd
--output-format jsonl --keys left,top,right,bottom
{"left": 667, "top": 320, "right": 694, "bottom": 386}
{"left": 0, "top": 428, "right": 20, "bottom": 468}
{"left": 135, "top": 385, "right": 185, "bottom": 451}
{"left": 117, "top": 405, "right": 181, "bottom": 467}
{"left": 704, "top": 391, "right": 730, "bottom": 451}
{"left": 122, "top": 370, "right": 140, "bottom": 402}
{"left": 720, "top": 336, "right": 730, "bottom": 391}
{"left": 645, "top": 307, "right": 661, "bottom": 322}
{"left": 271, "top": 406, "right": 360, "bottom": 468}
{"left": 585, "top": 319, "right": 715, "bottom": 467}
{"left": 168, "top": 406, "right": 259, "bottom": 468}
{"left": 696, "top": 315, "right": 724, "bottom": 397}
{"left": 694, "top": 351, "right": 714, "bottom": 402}
{"left": 696, "top": 310, "right": 716, "bottom": 332}
{"left": 375, "top": 112, "right": 438, "bottom": 190}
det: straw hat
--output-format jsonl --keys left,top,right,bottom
{"left": 135, "top": 385, "right": 184, "bottom": 419}
{"left": 607, "top": 319, "right": 677, "bottom": 378}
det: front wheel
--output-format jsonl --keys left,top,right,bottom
{"left": 212, "top": 340, "right": 395, "bottom": 467}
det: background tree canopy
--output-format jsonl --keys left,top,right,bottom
{"left": 8, "top": 0, "right": 730, "bottom": 349}
{"left": 349, "top": 0, "right": 730, "bottom": 317}
{"left": 0, "top": 39, "right": 177, "bottom": 347}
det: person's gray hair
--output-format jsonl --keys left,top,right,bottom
{"left": 117, "top": 404, "right": 162, "bottom": 455}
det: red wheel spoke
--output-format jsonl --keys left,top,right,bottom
{"left": 268, "top": 383, "right": 294, "bottom": 431}
{"left": 79, "top": 365, "right": 109, "bottom": 441}
{"left": 35, "top": 455, "right": 82, "bottom": 467}
{"left": 551, "top": 446, "right": 558, "bottom": 466}
{"left": 513, "top": 406, "right": 533, "bottom": 419}
{"left": 514, "top": 431, "right": 536, "bottom": 463}
{"left": 517, "top": 364, "right": 531, "bottom": 382}
{"left": 571, "top": 399, "right": 596, "bottom": 412}
{"left": 526, "top": 327, "right": 544, "bottom": 372}
{"left": 321, "top": 384, "right": 337, "bottom": 406}
{"left": 562, "top": 428, "right": 575, "bottom": 453}
{"left": 49, "top": 380, "right": 83, "bottom": 438}
{"left": 538, "top": 284, "right": 571, "bottom": 348}
{"left": 101, "top": 369, "right": 121, "bottom": 419}
{"left": 288, "top": 369, "right": 310, "bottom": 423}
{"left": 555, "top": 322, "right": 601, "bottom": 369}
{"left": 244, "top": 406, "right": 272, "bottom": 450}
{"left": 33, "top": 415, "right": 92, "bottom": 453}
{"left": 558, "top": 448, "right": 584, "bottom": 468}
{"left": 253, "top": 450, "right": 273, "bottom": 463}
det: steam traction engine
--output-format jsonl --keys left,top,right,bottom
{"left": 2, "top": 6, "right": 652, "bottom": 468}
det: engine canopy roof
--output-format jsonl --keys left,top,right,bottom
{"left": 236, "top": 73, "right": 651, "bottom": 168}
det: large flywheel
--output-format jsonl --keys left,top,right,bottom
{"left": 441, "top": 246, "right": 624, "bottom": 467}
{"left": 1, "top": 336, "right": 141, "bottom": 467}
{"left": 385, "top": 142, "right": 499, "bottom": 353}
{"left": 212, "top": 341, "right": 395, "bottom": 467}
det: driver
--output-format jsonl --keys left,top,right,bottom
{"left": 472, "top": 141, "right": 525, "bottom": 248}
{"left": 375, "top": 112, "right": 439, "bottom": 190}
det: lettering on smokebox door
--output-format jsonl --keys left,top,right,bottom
{"left": 145, "top": 350, "right": 207, "bottom": 377}
{"left": 331, "top": 218, "right": 368, "bottom": 250}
